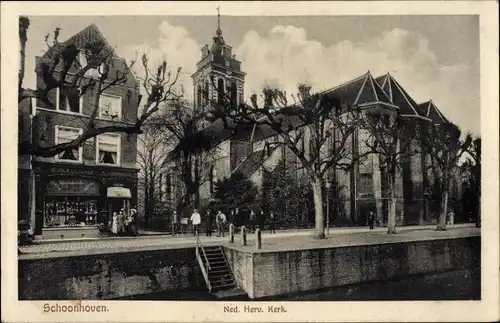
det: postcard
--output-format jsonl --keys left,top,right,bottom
{"left": 1, "top": 1, "right": 499, "bottom": 322}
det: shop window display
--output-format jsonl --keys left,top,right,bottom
{"left": 44, "top": 198, "right": 98, "bottom": 227}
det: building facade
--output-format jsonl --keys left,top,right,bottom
{"left": 23, "top": 24, "right": 140, "bottom": 232}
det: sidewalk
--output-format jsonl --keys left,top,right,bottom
{"left": 19, "top": 223, "right": 475, "bottom": 258}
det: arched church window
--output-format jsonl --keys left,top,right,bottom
{"left": 196, "top": 84, "right": 202, "bottom": 108}
{"left": 217, "top": 78, "right": 225, "bottom": 104}
{"left": 204, "top": 80, "right": 209, "bottom": 105}
{"left": 230, "top": 82, "right": 237, "bottom": 108}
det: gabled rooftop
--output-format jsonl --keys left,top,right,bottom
{"left": 321, "top": 71, "right": 398, "bottom": 109}
{"left": 375, "top": 73, "right": 430, "bottom": 121}
{"left": 418, "top": 100, "right": 450, "bottom": 125}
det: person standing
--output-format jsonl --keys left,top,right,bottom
{"left": 171, "top": 210, "right": 178, "bottom": 236}
{"left": 205, "top": 209, "right": 213, "bottom": 237}
{"left": 216, "top": 210, "right": 227, "bottom": 237}
{"left": 118, "top": 209, "right": 126, "bottom": 236}
{"left": 269, "top": 211, "right": 276, "bottom": 234}
{"left": 234, "top": 208, "right": 240, "bottom": 227}
{"left": 111, "top": 212, "right": 118, "bottom": 236}
{"left": 257, "top": 208, "right": 265, "bottom": 230}
{"left": 249, "top": 210, "right": 256, "bottom": 232}
{"left": 368, "top": 211, "right": 375, "bottom": 230}
{"left": 129, "top": 208, "right": 138, "bottom": 237}
{"left": 448, "top": 211, "right": 455, "bottom": 225}
{"left": 190, "top": 209, "right": 201, "bottom": 236}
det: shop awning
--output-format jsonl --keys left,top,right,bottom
{"left": 107, "top": 187, "right": 131, "bottom": 199}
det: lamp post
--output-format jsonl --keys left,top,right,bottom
{"left": 325, "top": 181, "right": 331, "bottom": 235}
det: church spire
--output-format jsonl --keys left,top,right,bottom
{"left": 216, "top": 6, "right": 222, "bottom": 36}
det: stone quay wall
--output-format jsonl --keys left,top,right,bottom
{"left": 19, "top": 248, "right": 205, "bottom": 300}
{"left": 224, "top": 236, "right": 480, "bottom": 299}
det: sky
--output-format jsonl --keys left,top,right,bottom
{"left": 24, "top": 15, "right": 480, "bottom": 134}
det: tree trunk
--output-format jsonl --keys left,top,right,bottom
{"left": 437, "top": 189, "right": 448, "bottom": 231}
{"left": 311, "top": 177, "right": 325, "bottom": 239}
{"left": 387, "top": 174, "right": 397, "bottom": 234}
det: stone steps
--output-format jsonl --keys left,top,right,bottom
{"left": 198, "top": 245, "right": 243, "bottom": 296}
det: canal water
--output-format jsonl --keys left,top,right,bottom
{"left": 119, "top": 268, "right": 480, "bottom": 301}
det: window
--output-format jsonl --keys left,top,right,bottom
{"left": 96, "top": 133, "right": 120, "bottom": 165}
{"left": 196, "top": 84, "right": 202, "bottom": 108}
{"left": 56, "top": 87, "right": 82, "bottom": 114}
{"left": 358, "top": 173, "right": 374, "bottom": 196}
{"left": 217, "top": 78, "right": 225, "bottom": 104}
{"left": 230, "top": 82, "right": 237, "bottom": 107}
{"left": 204, "top": 81, "right": 209, "bottom": 106}
{"left": 55, "top": 126, "right": 83, "bottom": 162}
{"left": 99, "top": 94, "right": 122, "bottom": 120}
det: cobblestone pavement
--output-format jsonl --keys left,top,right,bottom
{"left": 19, "top": 223, "right": 475, "bottom": 256}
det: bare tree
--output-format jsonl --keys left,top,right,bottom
{"left": 155, "top": 100, "right": 219, "bottom": 214}
{"left": 205, "top": 83, "right": 366, "bottom": 239}
{"left": 422, "top": 122, "right": 471, "bottom": 231}
{"left": 18, "top": 17, "right": 183, "bottom": 157}
{"left": 467, "top": 136, "right": 481, "bottom": 228}
{"left": 462, "top": 135, "right": 481, "bottom": 228}
{"left": 360, "top": 112, "right": 422, "bottom": 234}
{"left": 137, "top": 120, "right": 170, "bottom": 227}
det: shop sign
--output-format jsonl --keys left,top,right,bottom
{"left": 46, "top": 178, "right": 100, "bottom": 195}
{"left": 40, "top": 166, "right": 133, "bottom": 178}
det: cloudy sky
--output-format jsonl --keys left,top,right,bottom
{"left": 24, "top": 15, "right": 480, "bottom": 134}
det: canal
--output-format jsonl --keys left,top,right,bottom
{"left": 118, "top": 267, "right": 480, "bottom": 301}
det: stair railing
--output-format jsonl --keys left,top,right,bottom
{"left": 195, "top": 235, "right": 212, "bottom": 292}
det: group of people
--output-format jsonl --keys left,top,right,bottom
{"left": 111, "top": 208, "right": 138, "bottom": 236}
{"left": 171, "top": 207, "right": 278, "bottom": 237}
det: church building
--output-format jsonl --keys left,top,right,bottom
{"left": 167, "top": 13, "right": 457, "bottom": 226}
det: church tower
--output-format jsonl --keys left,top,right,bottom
{"left": 191, "top": 8, "right": 246, "bottom": 117}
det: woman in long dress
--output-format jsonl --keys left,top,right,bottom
{"left": 111, "top": 212, "right": 118, "bottom": 236}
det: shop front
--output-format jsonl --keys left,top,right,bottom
{"left": 34, "top": 162, "right": 138, "bottom": 231}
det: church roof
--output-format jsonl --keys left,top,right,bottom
{"left": 418, "top": 100, "right": 450, "bottom": 125}
{"left": 321, "top": 71, "right": 397, "bottom": 109}
{"left": 374, "top": 74, "right": 430, "bottom": 120}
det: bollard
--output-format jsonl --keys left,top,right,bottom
{"left": 255, "top": 228, "right": 262, "bottom": 250}
{"left": 241, "top": 226, "right": 247, "bottom": 246}
{"left": 229, "top": 223, "right": 234, "bottom": 243}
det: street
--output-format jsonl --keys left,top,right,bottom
{"left": 19, "top": 224, "right": 474, "bottom": 256}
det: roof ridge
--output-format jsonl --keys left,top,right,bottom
{"left": 353, "top": 74, "right": 369, "bottom": 105}
{"left": 320, "top": 71, "right": 369, "bottom": 95}
{"left": 387, "top": 74, "right": 393, "bottom": 102}
{"left": 368, "top": 74, "right": 379, "bottom": 102}
{"left": 430, "top": 101, "right": 448, "bottom": 123}
{"left": 390, "top": 75, "right": 420, "bottom": 116}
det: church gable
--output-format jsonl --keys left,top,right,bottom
{"left": 323, "top": 72, "right": 394, "bottom": 108}
{"left": 419, "top": 100, "right": 449, "bottom": 125}
{"left": 375, "top": 74, "right": 429, "bottom": 118}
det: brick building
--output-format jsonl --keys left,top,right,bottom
{"left": 19, "top": 24, "right": 141, "bottom": 234}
